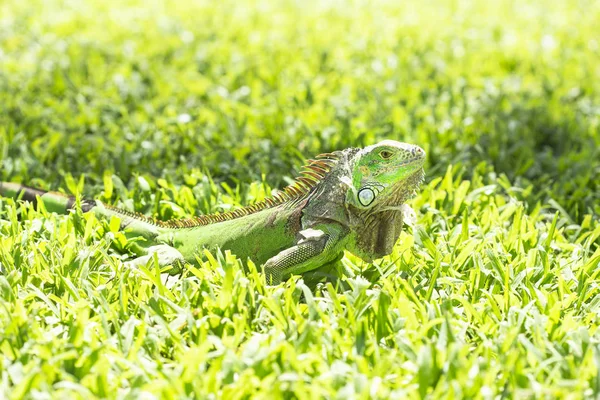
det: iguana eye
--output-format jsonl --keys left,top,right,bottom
{"left": 379, "top": 150, "right": 393, "bottom": 159}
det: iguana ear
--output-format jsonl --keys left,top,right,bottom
{"left": 344, "top": 151, "right": 384, "bottom": 210}
{"left": 345, "top": 178, "right": 385, "bottom": 210}
{"left": 357, "top": 187, "right": 376, "bottom": 207}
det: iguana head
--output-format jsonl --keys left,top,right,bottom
{"left": 347, "top": 140, "right": 425, "bottom": 211}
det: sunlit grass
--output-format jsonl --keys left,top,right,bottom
{"left": 1, "top": 0, "right": 600, "bottom": 397}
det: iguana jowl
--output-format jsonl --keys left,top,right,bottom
{"left": 0, "top": 140, "right": 425, "bottom": 284}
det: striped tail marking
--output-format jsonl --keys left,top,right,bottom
{"left": 0, "top": 182, "right": 96, "bottom": 214}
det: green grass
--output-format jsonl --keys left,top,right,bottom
{"left": 1, "top": 0, "right": 600, "bottom": 397}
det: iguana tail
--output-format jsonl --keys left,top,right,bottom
{"left": 0, "top": 182, "right": 95, "bottom": 214}
{"left": 0, "top": 182, "right": 160, "bottom": 251}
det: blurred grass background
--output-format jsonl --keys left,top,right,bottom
{"left": 1, "top": 0, "right": 600, "bottom": 398}
{"left": 1, "top": 0, "right": 599, "bottom": 219}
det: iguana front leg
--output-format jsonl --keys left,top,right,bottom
{"left": 264, "top": 224, "right": 348, "bottom": 285}
{"left": 299, "top": 256, "right": 355, "bottom": 289}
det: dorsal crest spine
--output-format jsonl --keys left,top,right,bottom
{"left": 107, "top": 152, "right": 342, "bottom": 229}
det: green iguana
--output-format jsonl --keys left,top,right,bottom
{"left": 0, "top": 140, "right": 425, "bottom": 284}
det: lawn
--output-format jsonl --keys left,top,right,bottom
{"left": 1, "top": 0, "right": 600, "bottom": 398}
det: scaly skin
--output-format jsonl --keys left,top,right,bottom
{"left": 0, "top": 140, "right": 425, "bottom": 284}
